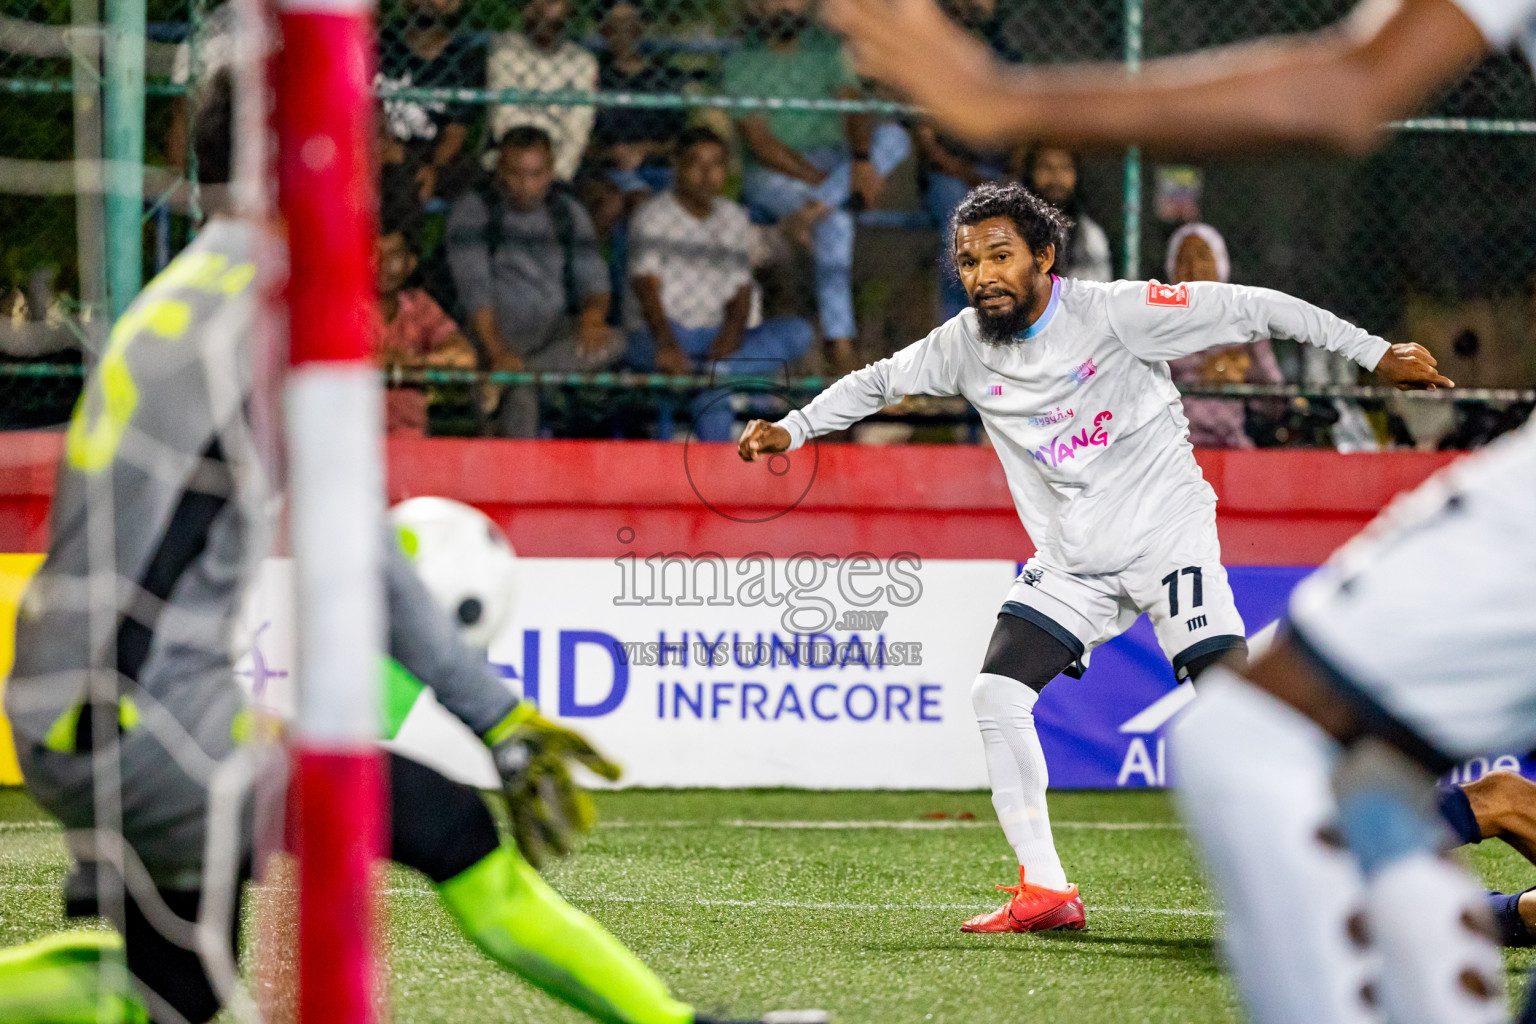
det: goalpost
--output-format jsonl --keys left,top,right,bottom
{"left": 270, "top": 0, "right": 385, "bottom": 1018}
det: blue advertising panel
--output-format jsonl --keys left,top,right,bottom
{"left": 1035, "top": 565, "right": 1313, "bottom": 788}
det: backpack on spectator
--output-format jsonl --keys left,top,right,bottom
{"left": 475, "top": 182, "right": 582, "bottom": 318}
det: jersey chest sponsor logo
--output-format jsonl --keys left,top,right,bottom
{"left": 1030, "top": 411, "right": 1114, "bottom": 469}
{"left": 1026, "top": 406, "right": 1073, "bottom": 428}
{"left": 1068, "top": 357, "right": 1097, "bottom": 385}
{"left": 1146, "top": 282, "right": 1190, "bottom": 308}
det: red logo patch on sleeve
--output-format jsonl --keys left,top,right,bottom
{"left": 1146, "top": 282, "right": 1190, "bottom": 308}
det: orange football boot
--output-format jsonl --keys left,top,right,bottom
{"left": 960, "top": 868, "right": 1086, "bottom": 933}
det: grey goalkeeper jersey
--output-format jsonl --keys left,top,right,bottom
{"left": 7, "top": 218, "right": 518, "bottom": 760}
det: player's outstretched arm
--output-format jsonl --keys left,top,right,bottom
{"left": 1110, "top": 280, "right": 1387, "bottom": 367}
{"left": 821, "top": 0, "right": 1489, "bottom": 154}
{"left": 385, "top": 542, "right": 621, "bottom": 866}
{"left": 738, "top": 328, "right": 962, "bottom": 459}
{"left": 1373, "top": 342, "right": 1454, "bottom": 390}
{"left": 1462, "top": 771, "right": 1536, "bottom": 864}
{"left": 385, "top": 543, "right": 521, "bottom": 734}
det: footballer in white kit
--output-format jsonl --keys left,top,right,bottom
{"left": 739, "top": 181, "right": 1445, "bottom": 933}
{"left": 818, "top": 0, "right": 1534, "bottom": 1019}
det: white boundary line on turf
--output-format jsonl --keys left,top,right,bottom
{"left": 0, "top": 818, "right": 1178, "bottom": 834}
{"left": 376, "top": 888, "right": 1218, "bottom": 917}
{"left": 560, "top": 894, "right": 1218, "bottom": 917}
{"left": 0, "top": 883, "right": 1218, "bottom": 917}
{"left": 599, "top": 820, "right": 1181, "bottom": 831}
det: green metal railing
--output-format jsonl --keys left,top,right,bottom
{"left": 5, "top": 360, "right": 1531, "bottom": 404}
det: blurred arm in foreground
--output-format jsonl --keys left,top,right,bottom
{"left": 821, "top": 0, "right": 1492, "bottom": 154}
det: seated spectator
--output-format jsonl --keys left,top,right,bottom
{"left": 724, "top": 0, "right": 910, "bottom": 375}
{"left": 446, "top": 126, "right": 617, "bottom": 438}
{"left": 166, "top": 3, "right": 235, "bottom": 175}
{"left": 1023, "top": 146, "right": 1113, "bottom": 282}
{"left": 373, "top": 224, "right": 478, "bottom": 437}
{"left": 592, "top": 0, "right": 689, "bottom": 195}
{"left": 576, "top": 0, "right": 695, "bottom": 319}
{"left": 916, "top": 0, "right": 1019, "bottom": 322}
{"left": 487, "top": 0, "right": 598, "bottom": 183}
{"left": 376, "top": 102, "right": 424, "bottom": 236}
{"left": 376, "top": 0, "right": 485, "bottom": 205}
{"left": 1165, "top": 223, "right": 1283, "bottom": 449}
{"left": 626, "top": 127, "right": 814, "bottom": 441}
{"left": 916, "top": 120, "right": 1010, "bottom": 322}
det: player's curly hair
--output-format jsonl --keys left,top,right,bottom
{"left": 950, "top": 181, "right": 1073, "bottom": 265}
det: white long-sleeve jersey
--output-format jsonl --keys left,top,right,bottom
{"left": 780, "top": 276, "right": 1390, "bottom": 575}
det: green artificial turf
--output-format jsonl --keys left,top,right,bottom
{"left": 2, "top": 786, "right": 1533, "bottom": 1023}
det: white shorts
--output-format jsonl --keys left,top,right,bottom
{"left": 1002, "top": 500, "right": 1246, "bottom": 681}
{"left": 1288, "top": 421, "right": 1536, "bottom": 762}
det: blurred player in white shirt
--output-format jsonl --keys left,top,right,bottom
{"left": 738, "top": 180, "right": 1444, "bottom": 934}
{"left": 817, "top": 0, "right": 1536, "bottom": 1020}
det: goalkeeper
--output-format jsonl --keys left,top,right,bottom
{"left": 0, "top": 71, "right": 770, "bottom": 1024}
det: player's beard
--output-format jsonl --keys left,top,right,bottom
{"left": 972, "top": 291, "right": 1035, "bottom": 345}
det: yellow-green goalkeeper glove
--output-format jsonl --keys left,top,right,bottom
{"left": 481, "top": 701, "right": 622, "bottom": 868}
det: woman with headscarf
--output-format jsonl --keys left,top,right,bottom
{"left": 1164, "top": 223, "right": 1283, "bottom": 448}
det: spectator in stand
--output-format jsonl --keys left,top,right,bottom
{"left": 166, "top": 3, "right": 235, "bottom": 175}
{"left": 376, "top": 0, "right": 485, "bottom": 205}
{"left": 627, "top": 127, "right": 814, "bottom": 441}
{"left": 446, "top": 126, "right": 616, "bottom": 437}
{"left": 723, "top": 0, "right": 910, "bottom": 376}
{"left": 593, "top": 0, "right": 689, "bottom": 195}
{"left": 576, "top": 0, "right": 694, "bottom": 314}
{"left": 1165, "top": 223, "right": 1284, "bottom": 449}
{"left": 373, "top": 224, "right": 478, "bottom": 437}
{"left": 914, "top": 0, "right": 1019, "bottom": 322}
{"left": 376, "top": 101, "right": 425, "bottom": 238}
{"left": 487, "top": 0, "right": 598, "bottom": 183}
{"left": 1022, "top": 146, "right": 1112, "bottom": 282}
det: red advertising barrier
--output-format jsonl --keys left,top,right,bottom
{"left": 0, "top": 432, "right": 1460, "bottom": 564}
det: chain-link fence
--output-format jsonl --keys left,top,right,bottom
{"left": 2, "top": 0, "right": 1534, "bottom": 444}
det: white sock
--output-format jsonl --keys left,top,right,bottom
{"left": 1368, "top": 851, "right": 1505, "bottom": 1024}
{"left": 971, "top": 672, "right": 1068, "bottom": 890}
{"left": 1170, "top": 667, "right": 1380, "bottom": 1024}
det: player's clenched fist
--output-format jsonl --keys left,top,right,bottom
{"left": 738, "top": 419, "right": 792, "bottom": 462}
{"left": 1373, "top": 342, "right": 1455, "bottom": 390}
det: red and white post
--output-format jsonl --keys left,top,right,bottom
{"left": 274, "top": 1, "right": 384, "bottom": 1021}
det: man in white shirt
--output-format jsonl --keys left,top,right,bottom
{"left": 818, "top": 1, "right": 1536, "bottom": 1021}
{"left": 738, "top": 181, "right": 1444, "bottom": 934}
{"left": 487, "top": 0, "right": 598, "bottom": 182}
{"left": 627, "top": 127, "right": 813, "bottom": 441}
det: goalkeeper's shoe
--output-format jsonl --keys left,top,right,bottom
{"left": 960, "top": 868, "right": 1086, "bottom": 933}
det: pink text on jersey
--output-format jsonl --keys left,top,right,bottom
{"left": 1030, "top": 411, "right": 1114, "bottom": 469}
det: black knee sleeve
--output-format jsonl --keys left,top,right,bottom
{"left": 1173, "top": 635, "right": 1247, "bottom": 684}
{"left": 980, "top": 612, "right": 1081, "bottom": 693}
{"left": 388, "top": 752, "right": 501, "bottom": 883}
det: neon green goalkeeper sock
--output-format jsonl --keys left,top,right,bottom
{"left": 0, "top": 930, "right": 148, "bottom": 1024}
{"left": 438, "top": 845, "right": 693, "bottom": 1024}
